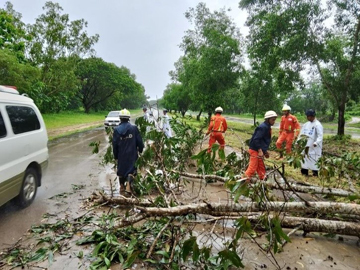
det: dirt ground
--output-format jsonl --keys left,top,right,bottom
{"left": 46, "top": 121, "right": 104, "bottom": 138}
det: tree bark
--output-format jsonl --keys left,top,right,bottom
{"left": 178, "top": 172, "right": 356, "bottom": 197}
{"left": 196, "top": 109, "right": 202, "bottom": 121}
{"left": 136, "top": 201, "right": 360, "bottom": 217}
{"left": 247, "top": 215, "right": 360, "bottom": 237}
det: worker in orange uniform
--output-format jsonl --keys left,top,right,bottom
{"left": 276, "top": 105, "right": 300, "bottom": 158}
{"left": 206, "top": 107, "right": 228, "bottom": 153}
{"left": 243, "top": 111, "right": 278, "bottom": 182}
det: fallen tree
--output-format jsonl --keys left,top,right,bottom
{"left": 178, "top": 172, "right": 357, "bottom": 197}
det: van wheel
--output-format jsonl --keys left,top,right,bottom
{"left": 15, "top": 168, "right": 38, "bottom": 208}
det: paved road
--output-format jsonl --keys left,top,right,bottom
{"left": 0, "top": 128, "right": 108, "bottom": 249}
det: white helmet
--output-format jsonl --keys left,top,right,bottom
{"left": 119, "top": 108, "right": 130, "bottom": 118}
{"left": 215, "top": 106, "right": 223, "bottom": 113}
{"left": 264, "top": 110, "right": 278, "bottom": 119}
{"left": 282, "top": 104, "right": 291, "bottom": 111}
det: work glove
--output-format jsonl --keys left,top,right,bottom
{"left": 258, "top": 149, "right": 264, "bottom": 157}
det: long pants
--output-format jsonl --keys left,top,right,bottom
{"left": 244, "top": 149, "right": 266, "bottom": 180}
{"left": 276, "top": 132, "right": 295, "bottom": 154}
{"left": 301, "top": 168, "right": 318, "bottom": 177}
{"left": 207, "top": 132, "right": 225, "bottom": 153}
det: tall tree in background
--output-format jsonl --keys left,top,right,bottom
{"left": 76, "top": 57, "right": 145, "bottom": 113}
{"left": 240, "top": 0, "right": 360, "bottom": 135}
{"left": 26, "top": 1, "right": 99, "bottom": 112}
{"left": 0, "top": 49, "right": 39, "bottom": 91}
{"left": 240, "top": 65, "right": 282, "bottom": 125}
{"left": 118, "top": 67, "right": 147, "bottom": 110}
{"left": 162, "top": 83, "right": 191, "bottom": 116}
{"left": 173, "top": 2, "right": 243, "bottom": 119}
{"left": 0, "top": 2, "right": 30, "bottom": 62}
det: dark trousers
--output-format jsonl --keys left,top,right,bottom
{"left": 301, "top": 169, "right": 318, "bottom": 177}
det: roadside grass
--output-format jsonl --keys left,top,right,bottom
{"left": 181, "top": 115, "right": 359, "bottom": 194}
{"left": 348, "top": 122, "right": 360, "bottom": 128}
{"left": 43, "top": 111, "right": 107, "bottom": 129}
{"left": 43, "top": 109, "right": 142, "bottom": 129}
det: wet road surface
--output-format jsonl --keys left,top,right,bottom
{"left": 0, "top": 128, "right": 108, "bottom": 250}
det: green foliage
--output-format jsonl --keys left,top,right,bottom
{"left": 0, "top": 2, "right": 29, "bottom": 62}
{"left": 75, "top": 57, "right": 147, "bottom": 113}
{"left": 318, "top": 152, "right": 360, "bottom": 188}
{"left": 162, "top": 83, "right": 191, "bottom": 116}
{"left": 172, "top": 2, "right": 243, "bottom": 114}
{"left": 0, "top": 49, "right": 40, "bottom": 94}
{"left": 240, "top": 0, "right": 360, "bottom": 135}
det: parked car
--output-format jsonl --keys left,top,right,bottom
{"left": 104, "top": 111, "right": 121, "bottom": 128}
{"left": 0, "top": 85, "right": 49, "bottom": 208}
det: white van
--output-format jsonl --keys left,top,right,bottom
{"left": 0, "top": 85, "right": 49, "bottom": 208}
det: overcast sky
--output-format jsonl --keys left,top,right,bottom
{"left": 5, "top": 0, "right": 248, "bottom": 100}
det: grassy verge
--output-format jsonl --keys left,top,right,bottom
{"left": 44, "top": 109, "right": 142, "bottom": 139}
{"left": 181, "top": 114, "right": 359, "bottom": 196}
{"left": 43, "top": 111, "right": 108, "bottom": 129}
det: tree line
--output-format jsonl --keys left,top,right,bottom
{"left": 0, "top": 2, "right": 147, "bottom": 113}
{"left": 161, "top": 1, "right": 360, "bottom": 135}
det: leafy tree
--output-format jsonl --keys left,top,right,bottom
{"left": 239, "top": 0, "right": 360, "bottom": 135}
{"left": 0, "top": 49, "right": 40, "bottom": 93}
{"left": 118, "top": 67, "right": 147, "bottom": 109}
{"left": 75, "top": 57, "right": 145, "bottom": 113}
{"left": 0, "top": 2, "right": 30, "bottom": 62}
{"left": 287, "top": 81, "right": 330, "bottom": 116}
{"left": 162, "top": 83, "right": 191, "bottom": 116}
{"left": 173, "top": 3, "right": 243, "bottom": 119}
{"left": 25, "top": 1, "right": 99, "bottom": 112}
{"left": 240, "top": 66, "right": 281, "bottom": 125}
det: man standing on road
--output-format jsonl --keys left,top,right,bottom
{"left": 206, "top": 107, "right": 228, "bottom": 153}
{"left": 298, "top": 109, "right": 323, "bottom": 177}
{"left": 276, "top": 105, "right": 300, "bottom": 158}
{"left": 113, "top": 109, "right": 144, "bottom": 194}
{"left": 143, "top": 106, "right": 150, "bottom": 122}
{"left": 162, "top": 109, "right": 172, "bottom": 138}
{"left": 243, "top": 111, "right": 278, "bottom": 182}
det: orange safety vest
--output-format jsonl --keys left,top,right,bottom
{"left": 279, "top": 113, "right": 300, "bottom": 134}
{"left": 207, "top": 113, "right": 227, "bottom": 133}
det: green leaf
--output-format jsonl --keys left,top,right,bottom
{"left": 77, "top": 251, "right": 84, "bottom": 259}
{"left": 93, "top": 241, "right": 106, "bottom": 256}
{"left": 218, "top": 249, "right": 244, "bottom": 268}
{"left": 182, "top": 236, "right": 196, "bottom": 261}
{"left": 123, "top": 251, "right": 140, "bottom": 269}
{"left": 104, "top": 256, "right": 111, "bottom": 268}
{"left": 192, "top": 243, "right": 200, "bottom": 261}
{"left": 30, "top": 248, "right": 48, "bottom": 262}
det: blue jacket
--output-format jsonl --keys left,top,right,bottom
{"left": 113, "top": 122, "right": 144, "bottom": 177}
{"left": 249, "top": 121, "right": 272, "bottom": 153}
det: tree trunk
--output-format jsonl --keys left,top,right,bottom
{"left": 329, "top": 108, "right": 336, "bottom": 121}
{"left": 208, "top": 111, "right": 212, "bottom": 122}
{"left": 337, "top": 101, "right": 346, "bottom": 135}
{"left": 178, "top": 172, "right": 356, "bottom": 197}
{"left": 136, "top": 201, "right": 360, "bottom": 217}
{"left": 247, "top": 215, "right": 360, "bottom": 237}
{"left": 196, "top": 109, "right": 202, "bottom": 121}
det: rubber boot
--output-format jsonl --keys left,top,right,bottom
{"left": 126, "top": 174, "right": 134, "bottom": 194}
